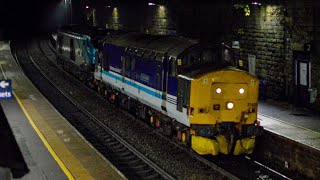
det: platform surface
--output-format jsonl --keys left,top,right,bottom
{"left": 258, "top": 101, "right": 320, "bottom": 151}
{"left": 1, "top": 98, "right": 67, "bottom": 180}
{"left": 0, "top": 41, "right": 126, "bottom": 180}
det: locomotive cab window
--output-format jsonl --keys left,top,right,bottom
{"left": 177, "top": 46, "right": 231, "bottom": 74}
{"left": 221, "top": 47, "right": 236, "bottom": 67}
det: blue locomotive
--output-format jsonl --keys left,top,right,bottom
{"left": 56, "top": 26, "right": 263, "bottom": 156}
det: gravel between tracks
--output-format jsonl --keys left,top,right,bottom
{"left": 27, "top": 40, "right": 227, "bottom": 179}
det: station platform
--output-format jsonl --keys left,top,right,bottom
{"left": 0, "top": 41, "right": 126, "bottom": 179}
{"left": 256, "top": 101, "right": 320, "bottom": 179}
{"left": 258, "top": 101, "right": 320, "bottom": 151}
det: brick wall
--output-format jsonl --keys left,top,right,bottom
{"left": 233, "top": 4, "right": 288, "bottom": 100}
{"left": 253, "top": 130, "right": 320, "bottom": 179}
{"left": 96, "top": 1, "right": 233, "bottom": 39}
{"left": 97, "top": 3, "right": 175, "bottom": 34}
{"left": 233, "top": 1, "right": 320, "bottom": 106}
{"left": 286, "top": 1, "right": 320, "bottom": 108}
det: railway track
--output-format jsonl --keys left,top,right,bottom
{"left": 12, "top": 38, "right": 292, "bottom": 180}
{"left": 11, "top": 41, "right": 174, "bottom": 180}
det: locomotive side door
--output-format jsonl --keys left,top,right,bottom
{"left": 156, "top": 64, "right": 162, "bottom": 98}
{"left": 121, "top": 56, "right": 126, "bottom": 82}
{"left": 125, "top": 55, "right": 131, "bottom": 79}
{"left": 162, "top": 55, "right": 168, "bottom": 100}
{"left": 130, "top": 57, "right": 136, "bottom": 83}
{"left": 177, "top": 77, "right": 190, "bottom": 112}
{"left": 95, "top": 51, "right": 103, "bottom": 81}
{"left": 160, "top": 55, "right": 168, "bottom": 112}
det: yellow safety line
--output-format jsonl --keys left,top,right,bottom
{"left": 14, "top": 92, "right": 75, "bottom": 180}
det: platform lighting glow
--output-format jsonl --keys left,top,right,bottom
{"left": 148, "top": 2, "right": 156, "bottom": 6}
{"left": 227, "top": 102, "right": 234, "bottom": 110}
{"left": 252, "top": 2, "right": 262, "bottom": 6}
{"left": 86, "top": 5, "right": 89, "bottom": 9}
{"left": 112, "top": 7, "right": 120, "bottom": 30}
{"left": 216, "top": 88, "right": 222, "bottom": 94}
{"left": 239, "top": 88, "right": 245, "bottom": 94}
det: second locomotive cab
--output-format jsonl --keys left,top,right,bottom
{"left": 56, "top": 26, "right": 263, "bottom": 156}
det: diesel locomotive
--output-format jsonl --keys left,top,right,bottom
{"left": 56, "top": 25, "right": 263, "bottom": 156}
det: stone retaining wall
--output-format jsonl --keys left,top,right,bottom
{"left": 252, "top": 130, "right": 320, "bottom": 179}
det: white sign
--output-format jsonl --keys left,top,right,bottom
{"left": 299, "top": 62, "right": 307, "bottom": 86}
{"left": 0, "top": 80, "right": 12, "bottom": 99}
{"left": 248, "top": 54, "right": 256, "bottom": 76}
{"left": 232, "top": 41, "right": 240, "bottom": 49}
{"left": 0, "top": 81, "right": 9, "bottom": 88}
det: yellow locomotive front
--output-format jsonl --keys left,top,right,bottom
{"left": 188, "top": 68, "right": 263, "bottom": 155}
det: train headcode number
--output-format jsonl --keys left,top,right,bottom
{"left": 248, "top": 103, "right": 257, "bottom": 107}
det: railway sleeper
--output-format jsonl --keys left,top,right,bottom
{"left": 125, "top": 158, "right": 141, "bottom": 165}
{"left": 116, "top": 149, "right": 132, "bottom": 157}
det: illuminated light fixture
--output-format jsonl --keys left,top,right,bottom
{"left": 86, "top": 5, "right": 89, "bottom": 9}
{"left": 252, "top": 2, "right": 262, "bottom": 6}
{"left": 107, "top": 5, "right": 111, "bottom": 8}
{"left": 148, "top": 2, "right": 156, "bottom": 6}
{"left": 239, "top": 88, "right": 245, "bottom": 94}
{"left": 216, "top": 88, "right": 222, "bottom": 94}
{"left": 226, "top": 102, "right": 234, "bottom": 110}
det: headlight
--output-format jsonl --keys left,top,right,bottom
{"left": 239, "top": 88, "right": 245, "bottom": 94}
{"left": 216, "top": 88, "right": 222, "bottom": 94}
{"left": 226, "top": 102, "right": 234, "bottom": 110}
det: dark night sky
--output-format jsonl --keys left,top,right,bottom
{"left": 1, "top": 0, "right": 69, "bottom": 39}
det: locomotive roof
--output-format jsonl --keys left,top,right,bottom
{"left": 103, "top": 32, "right": 199, "bottom": 58}
{"left": 59, "top": 25, "right": 113, "bottom": 38}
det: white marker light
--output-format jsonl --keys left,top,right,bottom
{"left": 239, "top": 88, "right": 245, "bottom": 94}
{"left": 227, "top": 102, "right": 234, "bottom": 110}
{"left": 216, "top": 88, "right": 222, "bottom": 94}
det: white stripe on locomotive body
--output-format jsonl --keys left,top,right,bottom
{"left": 59, "top": 31, "right": 83, "bottom": 40}
{"left": 94, "top": 69, "right": 190, "bottom": 127}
